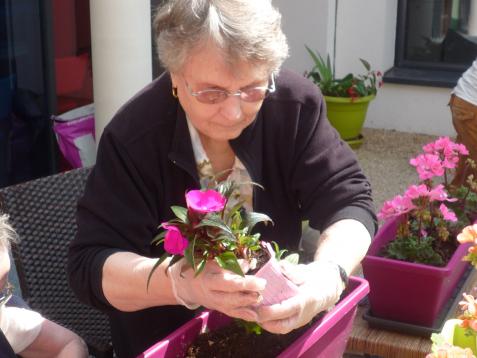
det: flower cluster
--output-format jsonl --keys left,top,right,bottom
{"left": 305, "top": 46, "right": 382, "bottom": 100}
{"left": 427, "top": 291, "right": 477, "bottom": 357}
{"left": 458, "top": 224, "right": 477, "bottom": 267}
{"left": 427, "top": 340, "right": 475, "bottom": 358}
{"left": 458, "top": 293, "right": 477, "bottom": 332}
{"left": 148, "top": 180, "right": 272, "bottom": 284}
{"left": 377, "top": 137, "right": 477, "bottom": 266}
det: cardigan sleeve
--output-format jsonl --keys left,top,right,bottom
{"left": 289, "top": 92, "right": 377, "bottom": 237}
{"left": 67, "top": 129, "right": 159, "bottom": 312}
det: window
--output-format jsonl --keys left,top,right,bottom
{"left": 385, "top": 0, "right": 477, "bottom": 87}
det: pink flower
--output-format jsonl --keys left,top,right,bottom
{"left": 428, "top": 184, "right": 457, "bottom": 202}
{"left": 423, "top": 137, "right": 469, "bottom": 170}
{"left": 185, "top": 189, "right": 226, "bottom": 214}
{"left": 377, "top": 195, "right": 415, "bottom": 220}
{"left": 439, "top": 204, "right": 457, "bottom": 222}
{"left": 409, "top": 154, "right": 445, "bottom": 180}
{"left": 404, "top": 184, "right": 428, "bottom": 199}
{"left": 162, "top": 223, "right": 188, "bottom": 255}
{"left": 456, "top": 143, "right": 469, "bottom": 156}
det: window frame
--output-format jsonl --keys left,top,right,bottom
{"left": 384, "top": 0, "right": 471, "bottom": 88}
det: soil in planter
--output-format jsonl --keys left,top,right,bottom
{"left": 185, "top": 313, "right": 325, "bottom": 358}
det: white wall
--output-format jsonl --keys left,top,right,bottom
{"left": 279, "top": 0, "right": 456, "bottom": 137}
{"left": 366, "top": 84, "right": 452, "bottom": 135}
{"left": 274, "top": 0, "right": 335, "bottom": 75}
{"left": 336, "top": 0, "right": 455, "bottom": 136}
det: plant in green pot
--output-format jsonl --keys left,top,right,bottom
{"left": 305, "top": 46, "right": 382, "bottom": 149}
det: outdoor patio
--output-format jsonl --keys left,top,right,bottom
{"left": 355, "top": 127, "right": 439, "bottom": 215}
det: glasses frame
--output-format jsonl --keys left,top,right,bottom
{"left": 0, "top": 281, "right": 13, "bottom": 306}
{"left": 184, "top": 74, "right": 276, "bottom": 104}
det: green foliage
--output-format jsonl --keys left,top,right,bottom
{"left": 305, "top": 45, "right": 381, "bottom": 98}
{"left": 235, "top": 319, "right": 262, "bottom": 335}
{"left": 151, "top": 179, "right": 273, "bottom": 280}
{"left": 383, "top": 235, "right": 444, "bottom": 266}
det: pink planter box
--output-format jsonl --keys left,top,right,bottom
{"left": 138, "top": 277, "right": 369, "bottom": 358}
{"left": 363, "top": 217, "right": 471, "bottom": 326}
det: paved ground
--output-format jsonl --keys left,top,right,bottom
{"left": 355, "top": 128, "right": 439, "bottom": 218}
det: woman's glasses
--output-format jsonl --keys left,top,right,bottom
{"left": 0, "top": 281, "right": 13, "bottom": 306}
{"left": 184, "top": 74, "right": 275, "bottom": 104}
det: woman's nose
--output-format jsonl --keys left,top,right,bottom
{"left": 220, "top": 96, "right": 242, "bottom": 122}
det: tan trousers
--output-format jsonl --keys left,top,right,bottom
{"left": 450, "top": 94, "right": 477, "bottom": 187}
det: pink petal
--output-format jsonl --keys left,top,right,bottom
{"left": 185, "top": 189, "right": 226, "bottom": 214}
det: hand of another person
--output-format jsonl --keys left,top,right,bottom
{"left": 256, "top": 260, "right": 344, "bottom": 334}
{"left": 168, "top": 259, "right": 266, "bottom": 322}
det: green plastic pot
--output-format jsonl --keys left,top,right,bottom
{"left": 439, "top": 319, "right": 477, "bottom": 355}
{"left": 324, "top": 95, "right": 375, "bottom": 142}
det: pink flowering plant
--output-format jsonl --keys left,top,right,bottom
{"left": 147, "top": 180, "right": 274, "bottom": 286}
{"left": 377, "top": 137, "right": 477, "bottom": 266}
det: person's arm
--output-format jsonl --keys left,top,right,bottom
{"left": 101, "top": 252, "right": 176, "bottom": 311}
{"left": 102, "top": 251, "right": 266, "bottom": 322}
{"left": 256, "top": 219, "right": 371, "bottom": 334}
{"left": 313, "top": 218, "right": 371, "bottom": 276}
{"left": 19, "top": 319, "right": 88, "bottom": 358}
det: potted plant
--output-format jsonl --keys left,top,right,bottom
{"left": 145, "top": 179, "right": 370, "bottom": 357}
{"left": 140, "top": 277, "right": 370, "bottom": 358}
{"left": 426, "top": 225, "right": 477, "bottom": 357}
{"left": 147, "top": 179, "right": 300, "bottom": 304}
{"left": 362, "top": 137, "right": 477, "bottom": 327}
{"left": 305, "top": 46, "right": 382, "bottom": 149}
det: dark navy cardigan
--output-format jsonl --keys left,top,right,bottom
{"left": 67, "top": 69, "right": 376, "bottom": 358}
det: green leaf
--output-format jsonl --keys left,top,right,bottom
{"left": 184, "top": 236, "right": 197, "bottom": 271}
{"left": 146, "top": 252, "right": 170, "bottom": 290}
{"left": 244, "top": 212, "right": 273, "bottom": 232}
{"left": 171, "top": 206, "right": 188, "bottom": 223}
{"left": 215, "top": 252, "right": 244, "bottom": 276}
{"left": 235, "top": 319, "right": 262, "bottom": 335}
{"left": 196, "top": 218, "right": 234, "bottom": 236}
{"left": 169, "top": 254, "right": 182, "bottom": 267}
{"left": 194, "top": 259, "right": 207, "bottom": 277}
{"left": 151, "top": 231, "right": 166, "bottom": 244}
{"left": 305, "top": 45, "right": 333, "bottom": 84}
{"left": 225, "top": 200, "right": 246, "bottom": 224}
{"left": 284, "top": 253, "right": 300, "bottom": 265}
{"left": 359, "top": 58, "right": 371, "bottom": 71}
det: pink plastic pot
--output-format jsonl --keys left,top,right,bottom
{"left": 362, "top": 216, "right": 471, "bottom": 326}
{"left": 254, "top": 243, "right": 299, "bottom": 305}
{"left": 138, "top": 277, "right": 369, "bottom": 358}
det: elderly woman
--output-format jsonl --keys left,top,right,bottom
{"left": 67, "top": 0, "right": 376, "bottom": 357}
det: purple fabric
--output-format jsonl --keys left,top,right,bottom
{"left": 53, "top": 114, "right": 95, "bottom": 168}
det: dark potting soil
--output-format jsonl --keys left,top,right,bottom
{"left": 185, "top": 313, "right": 325, "bottom": 358}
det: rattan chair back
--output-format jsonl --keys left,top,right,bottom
{"left": 0, "top": 167, "right": 113, "bottom": 357}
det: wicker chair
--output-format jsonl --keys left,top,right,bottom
{"left": 0, "top": 167, "right": 113, "bottom": 357}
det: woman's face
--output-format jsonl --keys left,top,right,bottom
{"left": 171, "top": 45, "right": 270, "bottom": 143}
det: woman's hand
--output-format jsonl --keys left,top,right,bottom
{"left": 168, "top": 259, "right": 266, "bottom": 322}
{"left": 255, "top": 260, "right": 344, "bottom": 334}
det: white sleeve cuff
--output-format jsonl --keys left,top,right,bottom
{"left": 0, "top": 306, "right": 45, "bottom": 353}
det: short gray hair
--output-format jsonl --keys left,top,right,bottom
{"left": 0, "top": 214, "right": 18, "bottom": 250}
{"left": 153, "top": 0, "right": 289, "bottom": 74}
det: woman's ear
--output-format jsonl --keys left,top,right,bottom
{"left": 169, "top": 72, "right": 178, "bottom": 89}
